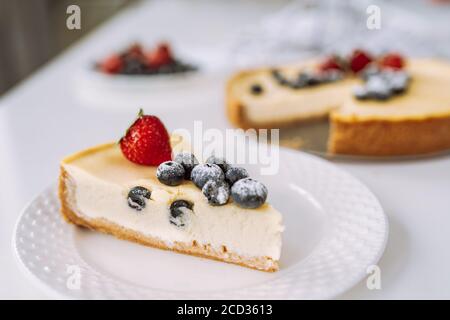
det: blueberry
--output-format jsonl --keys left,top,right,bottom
{"left": 202, "top": 180, "right": 230, "bottom": 206}
{"left": 353, "top": 85, "right": 369, "bottom": 100}
{"left": 271, "top": 69, "right": 290, "bottom": 86}
{"left": 174, "top": 152, "right": 199, "bottom": 180}
{"left": 294, "top": 72, "right": 310, "bottom": 87}
{"left": 205, "top": 155, "right": 230, "bottom": 173}
{"left": 169, "top": 200, "right": 193, "bottom": 227}
{"left": 361, "top": 65, "right": 380, "bottom": 81}
{"left": 305, "top": 73, "right": 321, "bottom": 86}
{"left": 322, "top": 70, "right": 344, "bottom": 82}
{"left": 225, "top": 167, "right": 249, "bottom": 185}
{"left": 231, "top": 178, "right": 268, "bottom": 209}
{"left": 387, "top": 71, "right": 410, "bottom": 93}
{"left": 366, "top": 76, "right": 391, "bottom": 100}
{"left": 191, "top": 163, "right": 224, "bottom": 189}
{"left": 157, "top": 161, "right": 185, "bottom": 186}
{"left": 127, "top": 186, "right": 151, "bottom": 211}
{"left": 288, "top": 71, "right": 324, "bottom": 88}
{"left": 250, "top": 84, "right": 264, "bottom": 95}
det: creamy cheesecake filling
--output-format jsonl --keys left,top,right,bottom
{"left": 62, "top": 144, "right": 283, "bottom": 260}
{"left": 243, "top": 81, "right": 353, "bottom": 124}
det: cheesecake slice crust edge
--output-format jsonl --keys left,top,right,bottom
{"left": 329, "top": 113, "right": 450, "bottom": 156}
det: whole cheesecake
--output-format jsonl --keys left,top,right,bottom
{"left": 226, "top": 55, "right": 450, "bottom": 156}
{"left": 59, "top": 135, "right": 283, "bottom": 272}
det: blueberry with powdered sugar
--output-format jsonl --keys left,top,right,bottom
{"left": 360, "top": 65, "right": 380, "bottom": 81}
{"left": 174, "top": 152, "right": 199, "bottom": 180}
{"left": 231, "top": 178, "right": 268, "bottom": 209}
{"left": 202, "top": 180, "right": 230, "bottom": 206}
{"left": 127, "top": 186, "right": 151, "bottom": 211}
{"left": 169, "top": 200, "right": 193, "bottom": 227}
{"left": 321, "top": 70, "right": 344, "bottom": 83}
{"left": 191, "top": 163, "right": 224, "bottom": 189}
{"left": 157, "top": 161, "right": 185, "bottom": 186}
{"left": 385, "top": 70, "right": 410, "bottom": 93}
{"left": 365, "top": 75, "right": 391, "bottom": 100}
{"left": 353, "top": 85, "right": 369, "bottom": 100}
{"left": 225, "top": 167, "right": 249, "bottom": 186}
{"left": 205, "top": 155, "right": 230, "bottom": 173}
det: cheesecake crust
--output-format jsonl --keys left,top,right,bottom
{"left": 58, "top": 166, "right": 279, "bottom": 272}
{"left": 329, "top": 114, "right": 450, "bottom": 156}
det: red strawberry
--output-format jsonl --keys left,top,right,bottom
{"left": 100, "top": 54, "right": 123, "bottom": 74}
{"left": 379, "top": 52, "right": 405, "bottom": 69}
{"left": 127, "top": 43, "right": 144, "bottom": 57}
{"left": 349, "top": 49, "right": 373, "bottom": 73}
{"left": 147, "top": 43, "right": 173, "bottom": 68}
{"left": 318, "top": 55, "right": 344, "bottom": 72}
{"left": 120, "top": 109, "right": 172, "bottom": 166}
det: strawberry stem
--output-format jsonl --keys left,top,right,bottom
{"left": 118, "top": 108, "right": 145, "bottom": 144}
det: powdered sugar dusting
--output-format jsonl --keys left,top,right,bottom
{"left": 191, "top": 163, "right": 225, "bottom": 188}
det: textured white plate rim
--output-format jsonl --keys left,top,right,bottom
{"left": 292, "top": 148, "right": 390, "bottom": 297}
{"left": 12, "top": 148, "right": 388, "bottom": 300}
{"left": 12, "top": 196, "right": 73, "bottom": 300}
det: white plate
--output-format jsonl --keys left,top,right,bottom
{"left": 12, "top": 148, "right": 388, "bottom": 299}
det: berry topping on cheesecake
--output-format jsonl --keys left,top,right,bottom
{"left": 127, "top": 186, "right": 151, "bottom": 211}
{"left": 202, "top": 180, "right": 230, "bottom": 206}
{"left": 205, "top": 155, "right": 230, "bottom": 173}
{"left": 120, "top": 109, "right": 172, "bottom": 166}
{"left": 379, "top": 52, "right": 405, "bottom": 70}
{"left": 169, "top": 200, "right": 193, "bottom": 228}
{"left": 349, "top": 49, "right": 373, "bottom": 73}
{"left": 162, "top": 152, "right": 269, "bottom": 209}
{"left": 174, "top": 152, "right": 199, "bottom": 179}
{"left": 250, "top": 83, "right": 264, "bottom": 95}
{"left": 231, "top": 178, "right": 268, "bottom": 209}
{"left": 353, "top": 69, "right": 411, "bottom": 101}
{"left": 318, "top": 55, "right": 345, "bottom": 72}
{"left": 156, "top": 161, "right": 185, "bottom": 186}
{"left": 191, "top": 163, "right": 225, "bottom": 189}
{"left": 225, "top": 167, "right": 249, "bottom": 186}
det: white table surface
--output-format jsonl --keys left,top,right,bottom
{"left": 1, "top": 0, "right": 449, "bottom": 299}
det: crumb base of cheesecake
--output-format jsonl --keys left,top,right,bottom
{"left": 58, "top": 167, "right": 279, "bottom": 272}
{"left": 329, "top": 114, "right": 450, "bottom": 156}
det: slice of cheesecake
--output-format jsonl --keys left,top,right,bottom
{"left": 226, "top": 57, "right": 450, "bottom": 156}
{"left": 59, "top": 138, "right": 283, "bottom": 272}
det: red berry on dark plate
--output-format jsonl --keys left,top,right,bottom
{"left": 379, "top": 52, "right": 405, "bottom": 70}
{"left": 147, "top": 43, "right": 173, "bottom": 68}
{"left": 349, "top": 49, "right": 373, "bottom": 73}
{"left": 100, "top": 54, "right": 123, "bottom": 74}
{"left": 127, "top": 43, "right": 144, "bottom": 57}
{"left": 120, "top": 109, "right": 172, "bottom": 166}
